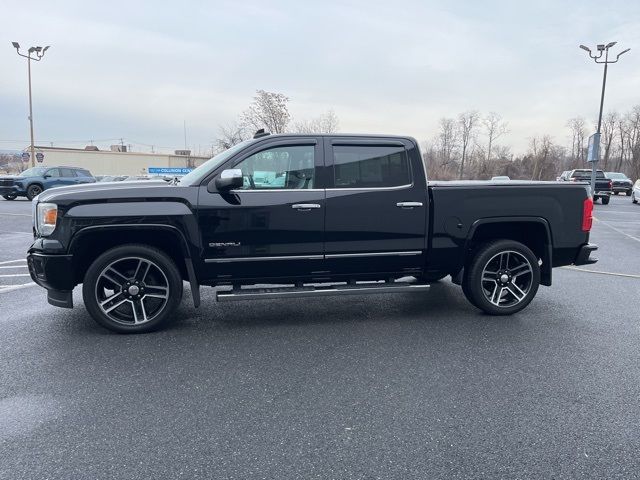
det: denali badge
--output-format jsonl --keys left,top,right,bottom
{"left": 209, "top": 242, "right": 241, "bottom": 247}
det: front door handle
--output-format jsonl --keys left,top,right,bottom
{"left": 292, "top": 203, "right": 321, "bottom": 211}
{"left": 396, "top": 202, "right": 423, "bottom": 209}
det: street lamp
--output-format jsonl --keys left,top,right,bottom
{"left": 579, "top": 42, "right": 630, "bottom": 198}
{"left": 11, "top": 42, "right": 51, "bottom": 168}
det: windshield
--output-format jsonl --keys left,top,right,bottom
{"left": 19, "top": 167, "right": 47, "bottom": 177}
{"left": 179, "top": 141, "right": 252, "bottom": 186}
{"left": 606, "top": 172, "right": 627, "bottom": 179}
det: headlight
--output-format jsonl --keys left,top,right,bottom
{"left": 36, "top": 203, "right": 58, "bottom": 236}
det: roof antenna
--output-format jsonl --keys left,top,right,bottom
{"left": 253, "top": 128, "right": 270, "bottom": 139}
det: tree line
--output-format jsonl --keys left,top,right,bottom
{"left": 215, "top": 90, "right": 640, "bottom": 181}
{"left": 425, "top": 107, "right": 640, "bottom": 181}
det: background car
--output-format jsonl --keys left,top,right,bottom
{"left": 557, "top": 171, "right": 571, "bottom": 181}
{"left": 490, "top": 175, "right": 511, "bottom": 181}
{"left": 0, "top": 166, "right": 95, "bottom": 200}
{"left": 632, "top": 180, "right": 640, "bottom": 204}
{"left": 605, "top": 172, "right": 633, "bottom": 196}
{"left": 566, "top": 169, "right": 613, "bottom": 204}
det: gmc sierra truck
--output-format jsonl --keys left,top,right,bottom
{"left": 27, "top": 132, "right": 598, "bottom": 333}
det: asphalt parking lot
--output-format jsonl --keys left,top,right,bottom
{"left": 1, "top": 194, "right": 639, "bottom": 479}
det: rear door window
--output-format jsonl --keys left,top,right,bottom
{"left": 332, "top": 145, "right": 411, "bottom": 188}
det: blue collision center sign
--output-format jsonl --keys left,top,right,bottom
{"left": 148, "top": 167, "right": 193, "bottom": 175}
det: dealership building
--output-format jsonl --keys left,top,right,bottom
{"left": 22, "top": 145, "right": 211, "bottom": 176}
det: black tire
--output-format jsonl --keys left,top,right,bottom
{"left": 464, "top": 240, "right": 540, "bottom": 316}
{"left": 602, "top": 196, "right": 610, "bottom": 205}
{"left": 26, "top": 184, "right": 43, "bottom": 200}
{"left": 633, "top": 192, "right": 638, "bottom": 204}
{"left": 461, "top": 275, "right": 479, "bottom": 308}
{"left": 82, "top": 244, "right": 183, "bottom": 333}
{"left": 2, "top": 194, "right": 16, "bottom": 200}
{"left": 626, "top": 190, "right": 632, "bottom": 197}
{"left": 614, "top": 191, "right": 619, "bottom": 195}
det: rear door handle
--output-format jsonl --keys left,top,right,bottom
{"left": 396, "top": 202, "right": 423, "bottom": 209}
{"left": 292, "top": 203, "right": 321, "bottom": 211}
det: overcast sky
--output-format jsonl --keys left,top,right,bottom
{"left": 1, "top": 0, "right": 638, "bottom": 155}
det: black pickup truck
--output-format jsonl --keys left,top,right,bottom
{"left": 565, "top": 169, "right": 613, "bottom": 204}
{"left": 27, "top": 132, "right": 598, "bottom": 333}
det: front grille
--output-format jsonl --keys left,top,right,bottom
{"left": 0, "top": 179, "right": 14, "bottom": 187}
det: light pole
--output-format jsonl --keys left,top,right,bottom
{"left": 11, "top": 42, "right": 50, "bottom": 168}
{"left": 579, "top": 42, "right": 630, "bottom": 198}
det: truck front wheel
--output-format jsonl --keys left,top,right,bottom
{"left": 463, "top": 240, "right": 540, "bottom": 315}
{"left": 82, "top": 244, "right": 183, "bottom": 333}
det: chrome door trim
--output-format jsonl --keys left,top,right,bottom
{"left": 228, "top": 188, "right": 324, "bottom": 193}
{"left": 205, "top": 251, "right": 422, "bottom": 263}
{"left": 205, "top": 255, "right": 324, "bottom": 264}
{"left": 325, "top": 251, "right": 422, "bottom": 259}
{"left": 325, "top": 184, "right": 413, "bottom": 192}
{"left": 396, "top": 202, "right": 423, "bottom": 208}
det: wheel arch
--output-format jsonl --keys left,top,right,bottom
{"left": 464, "top": 217, "right": 553, "bottom": 286}
{"left": 68, "top": 224, "right": 200, "bottom": 307}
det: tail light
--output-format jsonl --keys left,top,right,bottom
{"left": 582, "top": 197, "right": 593, "bottom": 232}
{"left": 609, "top": 180, "right": 613, "bottom": 188}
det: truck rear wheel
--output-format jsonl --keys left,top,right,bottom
{"left": 82, "top": 244, "right": 183, "bottom": 333}
{"left": 464, "top": 240, "right": 540, "bottom": 315}
{"left": 601, "top": 196, "right": 610, "bottom": 205}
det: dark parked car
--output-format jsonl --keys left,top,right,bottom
{"left": 605, "top": 172, "right": 633, "bottom": 195}
{"left": 27, "top": 132, "right": 597, "bottom": 333}
{"left": 0, "top": 166, "right": 95, "bottom": 200}
{"left": 565, "top": 169, "right": 612, "bottom": 204}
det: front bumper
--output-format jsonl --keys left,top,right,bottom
{"left": 574, "top": 243, "right": 598, "bottom": 266}
{"left": 0, "top": 185, "right": 24, "bottom": 196}
{"left": 27, "top": 251, "right": 75, "bottom": 308}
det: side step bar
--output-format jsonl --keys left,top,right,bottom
{"left": 216, "top": 280, "right": 430, "bottom": 302}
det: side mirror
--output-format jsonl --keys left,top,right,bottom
{"left": 212, "top": 168, "right": 243, "bottom": 192}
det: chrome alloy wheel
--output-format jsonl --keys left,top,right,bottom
{"left": 480, "top": 250, "right": 533, "bottom": 308}
{"left": 95, "top": 257, "right": 170, "bottom": 326}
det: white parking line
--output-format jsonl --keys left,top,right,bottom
{"left": 0, "top": 282, "right": 36, "bottom": 293}
{"left": 0, "top": 259, "right": 27, "bottom": 265}
{"left": 599, "top": 221, "right": 640, "bottom": 243}
{"left": 562, "top": 266, "right": 640, "bottom": 279}
{"left": 0, "top": 273, "right": 32, "bottom": 277}
{"left": 0, "top": 265, "right": 28, "bottom": 269}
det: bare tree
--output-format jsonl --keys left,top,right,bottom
{"left": 600, "top": 112, "right": 618, "bottom": 171}
{"left": 213, "top": 122, "right": 248, "bottom": 153}
{"left": 483, "top": 112, "right": 508, "bottom": 170}
{"left": 457, "top": 110, "right": 480, "bottom": 179}
{"left": 566, "top": 117, "right": 586, "bottom": 168}
{"left": 436, "top": 117, "right": 459, "bottom": 173}
{"left": 241, "top": 89, "right": 291, "bottom": 134}
{"left": 293, "top": 109, "right": 340, "bottom": 134}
